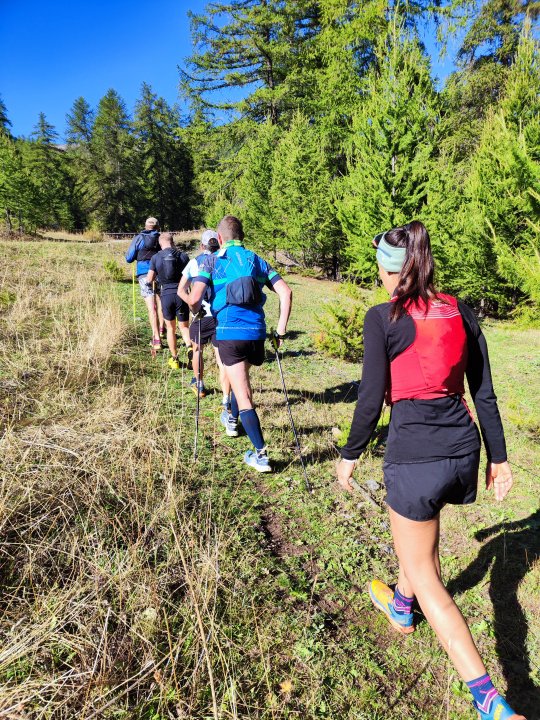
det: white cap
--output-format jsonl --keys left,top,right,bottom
{"left": 201, "top": 229, "right": 218, "bottom": 247}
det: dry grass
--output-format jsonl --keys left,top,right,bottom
{"left": 0, "top": 241, "right": 246, "bottom": 718}
{"left": 37, "top": 230, "right": 105, "bottom": 244}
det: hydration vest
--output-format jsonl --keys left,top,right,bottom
{"left": 388, "top": 294, "right": 468, "bottom": 403}
{"left": 158, "top": 248, "right": 189, "bottom": 288}
{"left": 220, "top": 246, "right": 262, "bottom": 308}
{"left": 136, "top": 230, "right": 160, "bottom": 262}
{"left": 195, "top": 252, "right": 214, "bottom": 304}
{"left": 125, "top": 229, "right": 160, "bottom": 276}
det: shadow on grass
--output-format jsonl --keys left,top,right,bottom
{"left": 447, "top": 510, "right": 540, "bottom": 718}
{"left": 257, "top": 381, "right": 360, "bottom": 405}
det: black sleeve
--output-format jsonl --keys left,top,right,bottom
{"left": 180, "top": 252, "right": 190, "bottom": 272}
{"left": 459, "top": 301, "right": 507, "bottom": 463}
{"left": 149, "top": 255, "right": 157, "bottom": 272}
{"left": 340, "top": 306, "right": 388, "bottom": 461}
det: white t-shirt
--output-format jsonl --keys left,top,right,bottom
{"left": 182, "top": 256, "right": 212, "bottom": 317}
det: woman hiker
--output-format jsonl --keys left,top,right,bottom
{"left": 336, "top": 221, "right": 525, "bottom": 720}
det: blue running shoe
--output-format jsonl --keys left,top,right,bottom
{"left": 220, "top": 409, "right": 238, "bottom": 437}
{"left": 244, "top": 450, "right": 272, "bottom": 473}
{"left": 474, "top": 696, "right": 525, "bottom": 720}
{"left": 369, "top": 579, "right": 414, "bottom": 634}
{"left": 190, "top": 377, "right": 206, "bottom": 398}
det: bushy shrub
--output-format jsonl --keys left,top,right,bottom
{"left": 314, "top": 284, "right": 388, "bottom": 362}
{"left": 103, "top": 259, "right": 125, "bottom": 282}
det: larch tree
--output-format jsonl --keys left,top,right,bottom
{"left": 28, "top": 113, "right": 73, "bottom": 228}
{"left": 270, "top": 111, "right": 342, "bottom": 272}
{"left": 465, "top": 22, "right": 540, "bottom": 313}
{"left": 90, "top": 90, "right": 140, "bottom": 230}
{"left": 336, "top": 19, "right": 439, "bottom": 281}
{"left": 134, "top": 82, "right": 195, "bottom": 229}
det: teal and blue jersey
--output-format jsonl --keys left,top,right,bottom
{"left": 195, "top": 240, "right": 282, "bottom": 340}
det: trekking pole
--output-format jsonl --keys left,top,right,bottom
{"left": 131, "top": 264, "right": 136, "bottom": 324}
{"left": 193, "top": 318, "right": 202, "bottom": 461}
{"left": 150, "top": 281, "right": 158, "bottom": 358}
{"left": 269, "top": 329, "right": 312, "bottom": 493}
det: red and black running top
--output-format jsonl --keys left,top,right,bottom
{"left": 340, "top": 294, "right": 507, "bottom": 464}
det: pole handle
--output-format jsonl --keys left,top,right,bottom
{"left": 268, "top": 326, "right": 280, "bottom": 352}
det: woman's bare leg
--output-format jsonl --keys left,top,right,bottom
{"left": 389, "top": 507, "right": 486, "bottom": 682}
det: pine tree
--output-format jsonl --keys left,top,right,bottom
{"left": 0, "top": 136, "right": 34, "bottom": 232}
{"left": 459, "top": 0, "right": 539, "bottom": 68}
{"left": 184, "top": 116, "right": 254, "bottom": 227}
{"left": 65, "top": 97, "right": 96, "bottom": 229}
{"left": 235, "top": 120, "right": 281, "bottom": 252}
{"left": 336, "top": 20, "right": 439, "bottom": 282}
{"left": 269, "top": 112, "right": 342, "bottom": 272}
{"left": 66, "top": 96, "right": 94, "bottom": 145}
{"left": 28, "top": 112, "right": 73, "bottom": 228}
{"left": 90, "top": 89, "right": 140, "bottom": 230}
{"left": 180, "top": 0, "right": 322, "bottom": 123}
{"left": 465, "top": 23, "right": 540, "bottom": 313}
{"left": 134, "top": 83, "right": 194, "bottom": 229}
{"left": 441, "top": 0, "right": 539, "bottom": 159}
{"left": 0, "top": 95, "right": 11, "bottom": 137}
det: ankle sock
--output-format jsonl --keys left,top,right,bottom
{"left": 466, "top": 674, "right": 499, "bottom": 714}
{"left": 239, "top": 408, "right": 265, "bottom": 451}
{"left": 393, "top": 587, "right": 414, "bottom": 615}
{"left": 229, "top": 392, "right": 239, "bottom": 420}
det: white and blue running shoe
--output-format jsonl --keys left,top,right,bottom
{"left": 244, "top": 450, "right": 272, "bottom": 473}
{"left": 220, "top": 409, "right": 239, "bottom": 437}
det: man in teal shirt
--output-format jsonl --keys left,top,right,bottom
{"left": 188, "top": 215, "right": 292, "bottom": 472}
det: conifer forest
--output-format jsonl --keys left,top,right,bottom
{"left": 1, "top": 0, "right": 539, "bottom": 312}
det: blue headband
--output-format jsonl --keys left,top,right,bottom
{"left": 376, "top": 232, "right": 407, "bottom": 273}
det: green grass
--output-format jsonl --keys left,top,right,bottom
{"left": 0, "top": 239, "right": 538, "bottom": 719}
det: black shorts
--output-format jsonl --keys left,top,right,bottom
{"left": 190, "top": 316, "right": 217, "bottom": 346}
{"left": 383, "top": 450, "right": 480, "bottom": 521}
{"left": 217, "top": 339, "right": 265, "bottom": 367}
{"left": 161, "top": 291, "right": 188, "bottom": 322}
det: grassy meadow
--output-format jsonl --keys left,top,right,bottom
{"left": 0, "top": 237, "right": 538, "bottom": 719}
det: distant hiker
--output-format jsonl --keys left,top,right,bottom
{"left": 336, "top": 221, "right": 525, "bottom": 720}
{"left": 125, "top": 217, "right": 164, "bottom": 351}
{"left": 178, "top": 229, "right": 231, "bottom": 401}
{"left": 146, "top": 232, "right": 192, "bottom": 369}
{"left": 187, "top": 215, "right": 292, "bottom": 472}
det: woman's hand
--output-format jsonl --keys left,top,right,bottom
{"left": 336, "top": 459, "right": 356, "bottom": 493}
{"left": 486, "top": 461, "right": 513, "bottom": 501}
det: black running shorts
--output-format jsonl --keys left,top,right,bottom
{"left": 217, "top": 339, "right": 266, "bottom": 367}
{"left": 189, "top": 316, "right": 217, "bottom": 346}
{"left": 161, "top": 291, "right": 188, "bottom": 322}
{"left": 383, "top": 450, "right": 480, "bottom": 521}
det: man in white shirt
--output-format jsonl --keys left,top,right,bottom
{"left": 178, "top": 230, "right": 231, "bottom": 404}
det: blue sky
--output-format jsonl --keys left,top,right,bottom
{"left": 1, "top": 1, "right": 456, "bottom": 141}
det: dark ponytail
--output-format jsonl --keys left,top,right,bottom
{"left": 386, "top": 220, "right": 437, "bottom": 322}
